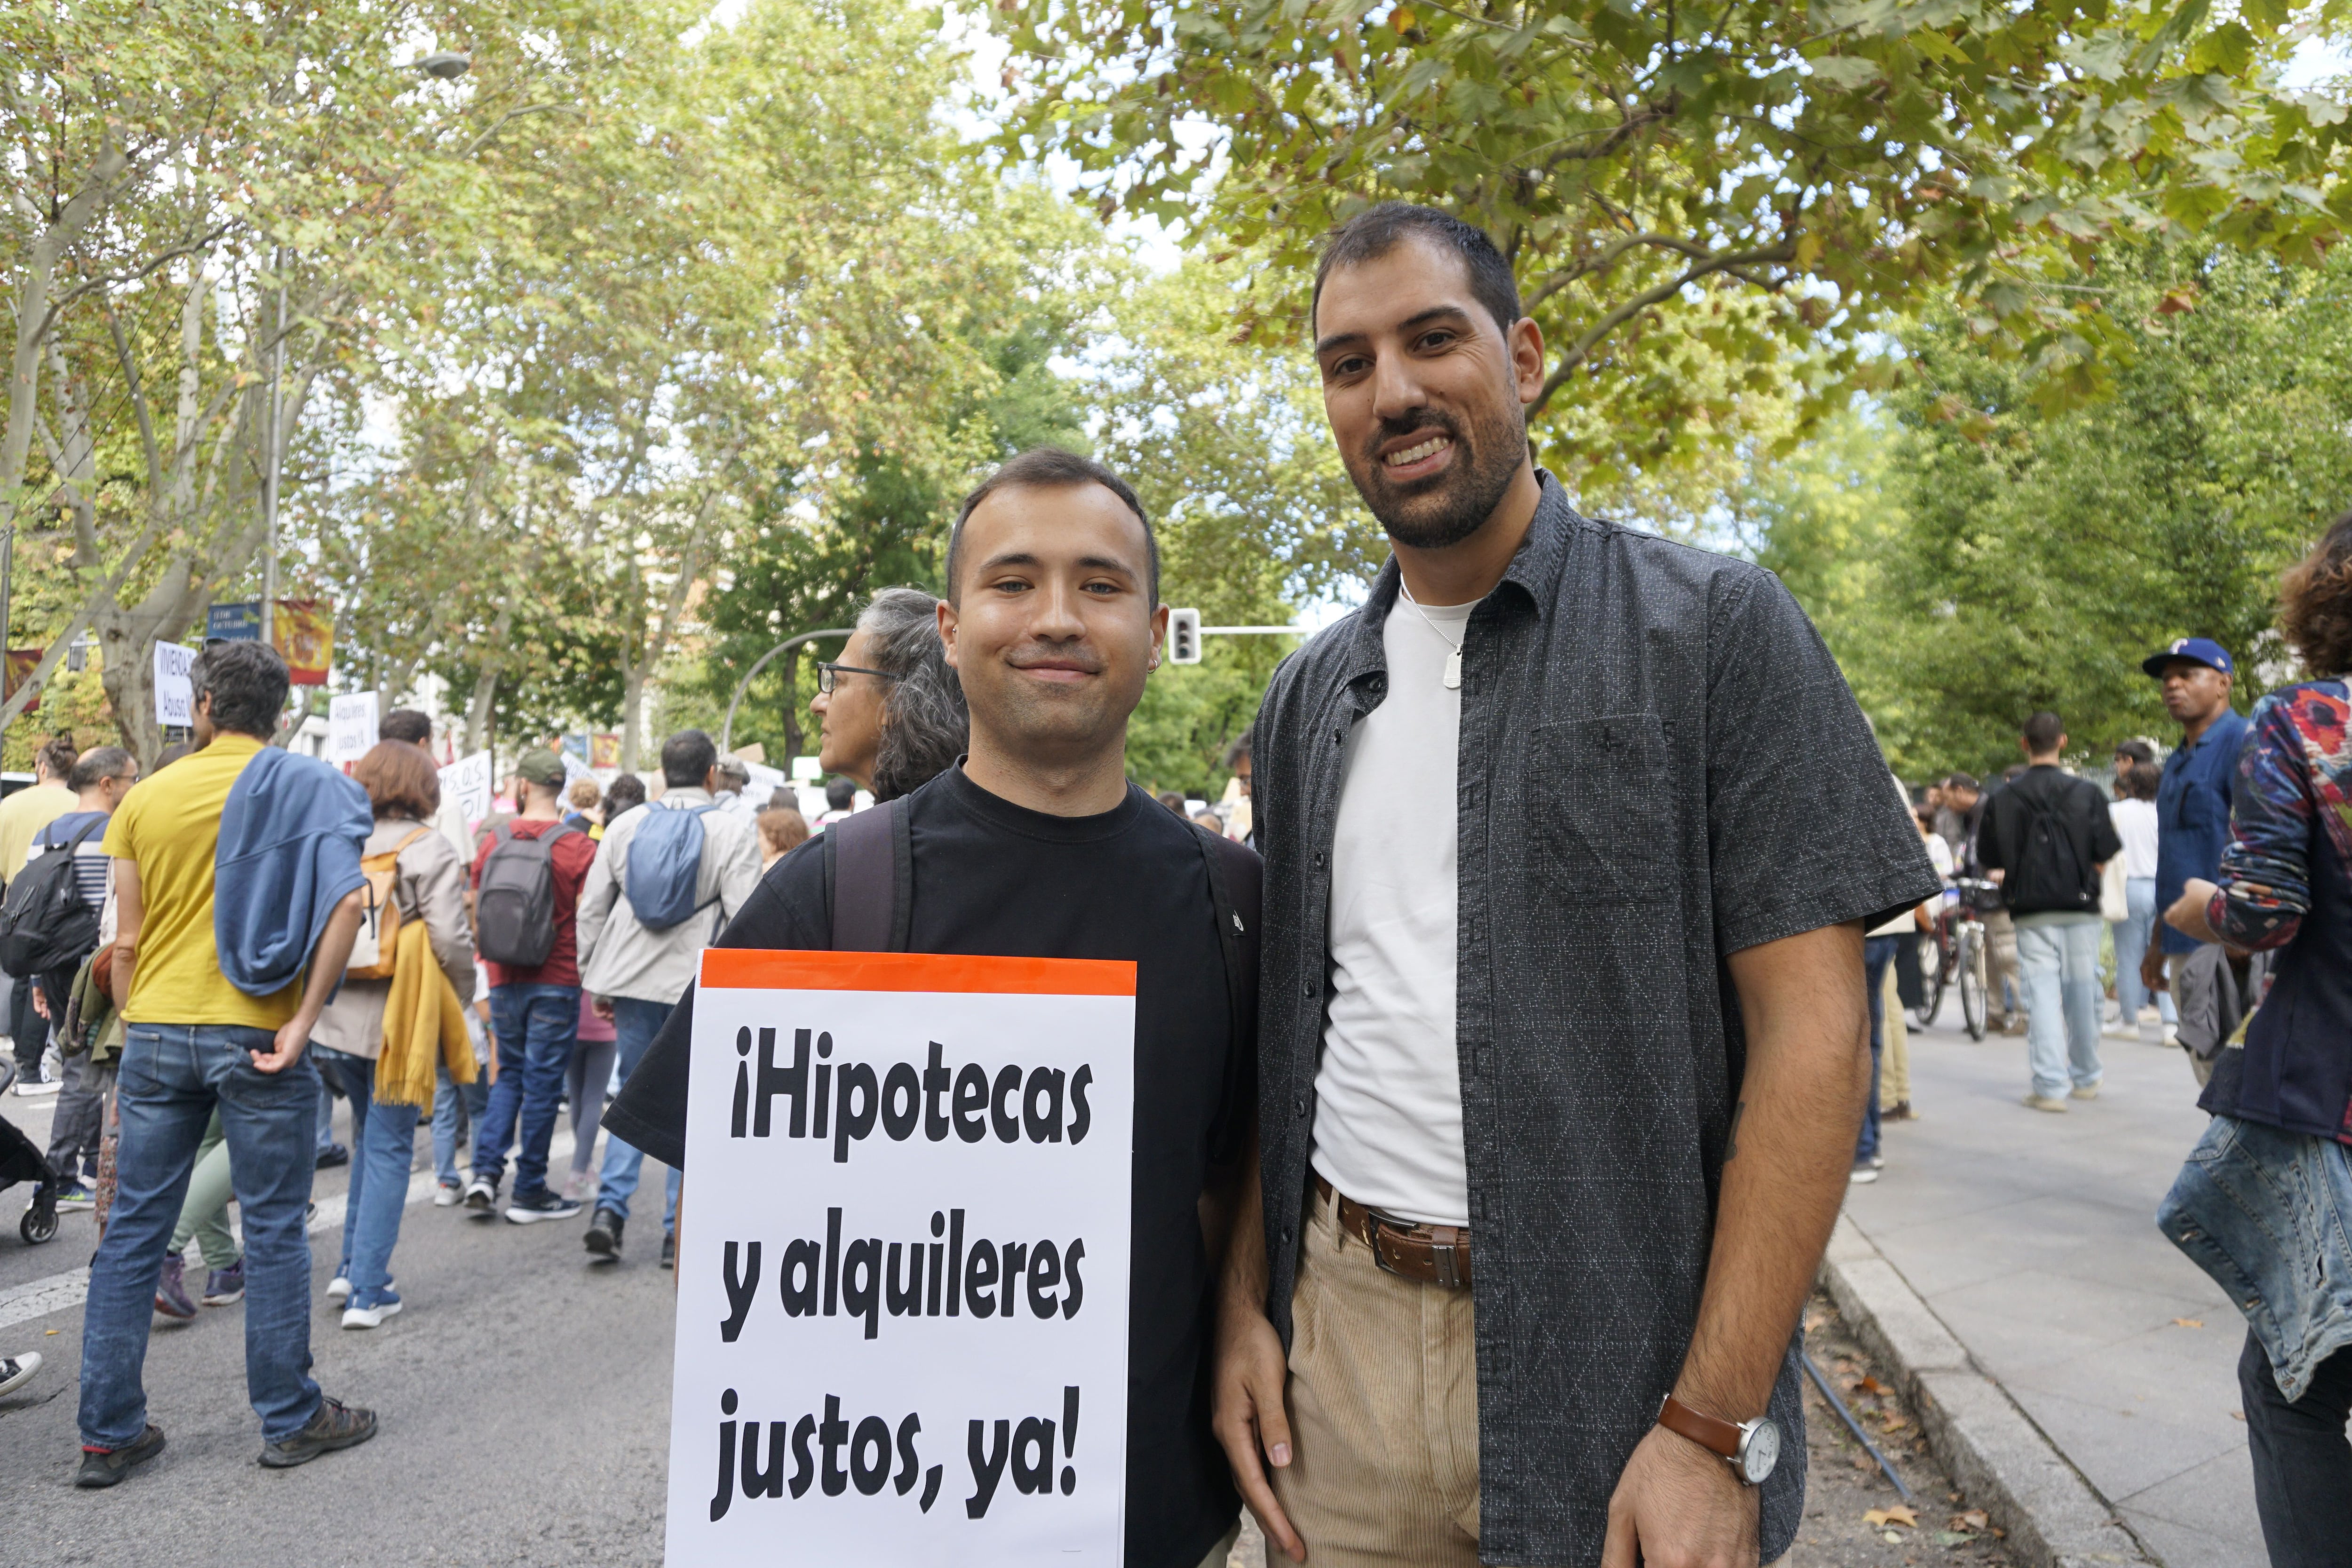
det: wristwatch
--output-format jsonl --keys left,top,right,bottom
{"left": 1657, "top": 1394, "right": 1782, "bottom": 1486}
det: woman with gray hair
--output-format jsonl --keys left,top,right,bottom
{"left": 809, "top": 586, "right": 968, "bottom": 803}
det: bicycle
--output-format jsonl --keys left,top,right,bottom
{"left": 1947, "top": 878, "right": 1998, "bottom": 1041}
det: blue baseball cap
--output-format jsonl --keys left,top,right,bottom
{"left": 2141, "top": 637, "right": 2233, "bottom": 678}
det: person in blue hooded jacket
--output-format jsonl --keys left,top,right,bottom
{"left": 76, "top": 640, "right": 377, "bottom": 1490}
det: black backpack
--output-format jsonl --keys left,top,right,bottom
{"left": 475, "top": 820, "right": 579, "bottom": 969}
{"left": 2002, "top": 778, "right": 2094, "bottom": 913}
{"left": 0, "top": 818, "right": 104, "bottom": 979}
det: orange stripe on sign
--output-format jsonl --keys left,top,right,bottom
{"left": 699, "top": 948, "right": 1136, "bottom": 997}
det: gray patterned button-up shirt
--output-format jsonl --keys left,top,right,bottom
{"left": 1251, "top": 475, "right": 1940, "bottom": 1565}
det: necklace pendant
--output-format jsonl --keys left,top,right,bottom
{"left": 1443, "top": 649, "right": 1462, "bottom": 690}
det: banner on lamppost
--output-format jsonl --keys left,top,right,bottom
{"left": 272, "top": 599, "right": 333, "bottom": 686}
{"left": 206, "top": 601, "right": 263, "bottom": 642}
{"left": 327, "top": 691, "right": 380, "bottom": 766}
{"left": 666, "top": 948, "right": 1135, "bottom": 1567}
{"left": 4, "top": 650, "right": 41, "bottom": 715}
{"left": 153, "top": 641, "right": 196, "bottom": 728}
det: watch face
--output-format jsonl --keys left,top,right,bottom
{"left": 1741, "top": 1419, "right": 1782, "bottom": 1485}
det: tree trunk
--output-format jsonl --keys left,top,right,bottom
{"left": 620, "top": 662, "right": 647, "bottom": 775}
{"left": 780, "top": 643, "right": 804, "bottom": 764}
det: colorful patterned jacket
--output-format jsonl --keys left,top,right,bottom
{"left": 2203, "top": 679, "right": 2352, "bottom": 1143}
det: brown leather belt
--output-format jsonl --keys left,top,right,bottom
{"left": 1313, "top": 1174, "right": 1473, "bottom": 1289}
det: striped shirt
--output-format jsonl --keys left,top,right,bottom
{"left": 27, "top": 809, "right": 111, "bottom": 910}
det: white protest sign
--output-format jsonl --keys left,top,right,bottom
{"left": 152, "top": 641, "right": 195, "bottom": 728}
{"left": 327, "top": 691, "right": 379, "bottom": 765}
{"left": 735, "top": 759, "right": 787, "bottom": 814}
{"left": 670, "top": 950, "right": 1135, "bottom": 1566}
{"left": 438, "top": 750, "right": 493, "bottom": 828}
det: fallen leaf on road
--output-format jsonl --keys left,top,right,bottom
{"left": 1859, "top": 1375, "right": 1892, "bottom": 1395}
{"left": 2173, "top": 1317, "right": 2204, "bottom": 1329}
{"left": 1882, "top": 1414, "right": 1912, "bottom": 1433}
{"left": 1804, "top": 1310, "right": 1828, "bottom": 1331}
{"left": 1935, "top": 1531, "right": 1976, "bottom": 1547}
{"left": 1866, "top": 1506, "right": 1920, "bottom": 1528}
{"left": 1950, "top": 1510, "right": 1989, "bottom": 1531}
{"left": 2230, "top": 1410, "right": 2246, "bottom": 1422}
{"left": 1851, "top": 1454, "right": 1877, "bottom": 1472}
{"left": 1883, "top": 1531, "right": 1906, "bottom": 1545}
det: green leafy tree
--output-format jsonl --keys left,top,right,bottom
{"left": 1000, "top": 0, "right": 2352, "bottom": 502}
{"left": 1745, "top": 243, "right": 2352, "bottom": 780}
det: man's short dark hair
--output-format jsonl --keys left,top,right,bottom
{"left": 2113, "top": 738, "right": 2155, "bottom": 765}
{"left": 36, "top": 735, "right": 79, "bottom": 779}
{"left": 190, "top": 641, "right": 289, "bottom": 739}
{"left": 946, "top": 447, "right": 1158, "bottom": 606}
{"left": 380, "top": 708, "right": 433, "bottom": 746}
{"left": 67, "top": 746, "right": 133, "bottom": 793}
{"left": 825, "top": 775, "right": 858, "bottom": 812}
{"left": 1944, "top": 772, "right": 1979, "bottom": 793}
{"left": 2022, "top": 711, "right": 2065, "bottom": 755}
{"left": 1312, "top": 202, "right": 1523, "bottom": 340}
{"left": 661, "top": 729, "right": 719, "bottom": 789}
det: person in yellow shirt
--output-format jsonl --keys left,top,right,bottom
{"left": 74, "top": 641, "right": 377, "bottom": 1490}
{"left": 3, "top": 734, "right": 82, "bottom": 1090}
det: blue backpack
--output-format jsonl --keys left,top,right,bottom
{"left": 625, "top": 801, "right": 722, "bottom": 931}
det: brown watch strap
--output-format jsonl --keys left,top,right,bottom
{"left": 1657, "top": 1394, "right": 1743, "bottom": 1461}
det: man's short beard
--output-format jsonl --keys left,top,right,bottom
{"left": 1348, "top": 401, "right": 1528, "bottom": 551}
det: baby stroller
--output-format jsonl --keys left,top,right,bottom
{"left": 0, "top": 1060, "right": 62, "bottom": 1245}
{"left": 1, "top": 1111, "right": 61, "bottom": 1244}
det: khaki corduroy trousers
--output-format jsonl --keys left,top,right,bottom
{"left": 1269, "top": 1182, "right": 1484, "bottom": 1567}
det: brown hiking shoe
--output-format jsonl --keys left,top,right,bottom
{"left": 258, "top": 1395, "right": 378, "bottom": 1468}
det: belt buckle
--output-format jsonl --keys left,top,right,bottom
{"left": 1365, "top": 1210, "right": 1463, "bottom": 1289}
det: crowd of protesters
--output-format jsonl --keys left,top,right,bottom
{"left": 0, "top": 200, "right": 2345, "bottom": 1568}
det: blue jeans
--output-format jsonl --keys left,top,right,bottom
{"left": 1858, "top": 937, "right": 1900, "bottom": 1163}
{"left": 473, "top": 983, "right": 577, "bottom": 1196}
{"left": 80, "top": 1024, "right": 323, "bottom": 1448}
{"left": 346, "top": 1099, "right": 421, "bottom": 1307}
{"left": 313, "top": 1046, "right": 374, "bottom": 1281}
{"left": 595, "top": 996, "right": 682, "bottom": 1229}
{"left": 432, "top": 1058, "right": 490, "bottom": 1185}
{"left": 2015, "top": 912, "right": 2104, "bottom": 1099}
{"left": 2111, "top": 877, "right": 2177, "bottom": 1027}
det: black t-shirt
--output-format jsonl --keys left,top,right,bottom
{"left": 1978, "top": 764, "right": 2124, "bottom": 915}
{"left": 606, "top": 765, "right": 1249, "bottom": 1568}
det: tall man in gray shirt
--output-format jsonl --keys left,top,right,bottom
{"left": 1212, "top": 205, "right": 1939, "bottom": 1568}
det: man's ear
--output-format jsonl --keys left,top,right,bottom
{"left": 937, "top": 598, "right": 960, "bottom": 670}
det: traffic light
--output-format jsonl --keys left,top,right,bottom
{"left": 1167, "top": 607, "right": 1202, "bottom": 665}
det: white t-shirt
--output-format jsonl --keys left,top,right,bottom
{"left": 2111, "top": 796, "right": 2160, "bottom": 879}
{"left": 1310, "top": 591, "right": 1477, "bottom": 1227}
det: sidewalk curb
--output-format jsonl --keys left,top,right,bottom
{"left": 1820, "top": 1215, "right": 2155, "bottom": 1568}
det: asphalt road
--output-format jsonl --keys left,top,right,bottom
{"left": 0, "top": 1092, "right": 675, "bottom": 1567}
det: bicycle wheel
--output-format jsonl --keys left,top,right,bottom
{"left": 1959, "top": 927, "right": 1988, "bottom": 1041}
{"left": 1912, "top": 932, "right": 1944, "bottom": 1027}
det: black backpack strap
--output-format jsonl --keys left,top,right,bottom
{"left": 1192, "top": 821, "right": 1262, "bottom": 1167}
{"left": 825, "top": 799, "right": 912, "bottom": 952}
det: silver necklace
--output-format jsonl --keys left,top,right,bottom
{"left": 1398, "top": 584, "right": 1467, "bottom": 690}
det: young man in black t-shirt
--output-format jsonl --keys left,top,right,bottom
{"left": 604, "top": 447, "right": 1255, "bottom": 1568}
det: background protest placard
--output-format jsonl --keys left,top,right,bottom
{"left": 151, "top": 640, "right": 194, "bottom": 728}
{"left": 327, "top": 690, "right": 379, "bottom": 765}
{"left": 667, "top": 948, "right": 1136, "bottom": 1566}
{"left": 438, "top": 750, "right": 493, "bottom": 828}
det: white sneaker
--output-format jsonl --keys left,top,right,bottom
{"left": 2023, "top": 1093, "right": 2070, "bottom": 1113}
{"left": 434, "top": 1181, "right": 461, "bottom": 1207}
{"left": 342, "top": 1295, "right": 403, "bottom": 1330}
{"left": 326, "top": 1276, "right": 351, "bottom": 1303}
{"left": 12, "top": 1076, "right": 60, "bottom": 1097}
{"left": 0, "top": 1349, "right": 42, "bottom": 1397}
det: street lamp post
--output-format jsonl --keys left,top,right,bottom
{"left": 720, "top": 628, "right": 856, "bottom": 755}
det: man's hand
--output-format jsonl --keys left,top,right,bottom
{"left": 1602, "top": 1425, "right": 1759, "bottom": 1568}
{"left": 593, "top": 994, "right": 616, "bottom": 1021}
{"left": 1213, "top": 1305, "right": 1304, "bottom": 1563}
{"left": 30, "top": 986, "right": 49, "bottom": 1020}
{"left": 2141, "top": 937, "right": 2168, "bottom": 997}
{"left": 251, "top": 1016, "right": 312, "bottom": 1075}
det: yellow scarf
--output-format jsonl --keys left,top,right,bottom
{"left": 374, "top": 919, "right": 477, "bottom": 1110}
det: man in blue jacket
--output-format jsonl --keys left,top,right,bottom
{"left": 77, "top": 641, "right": 375, "bottom": 1488}
{"left": 2136, "top": 638, "right": 2249, "bottom": 1080}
